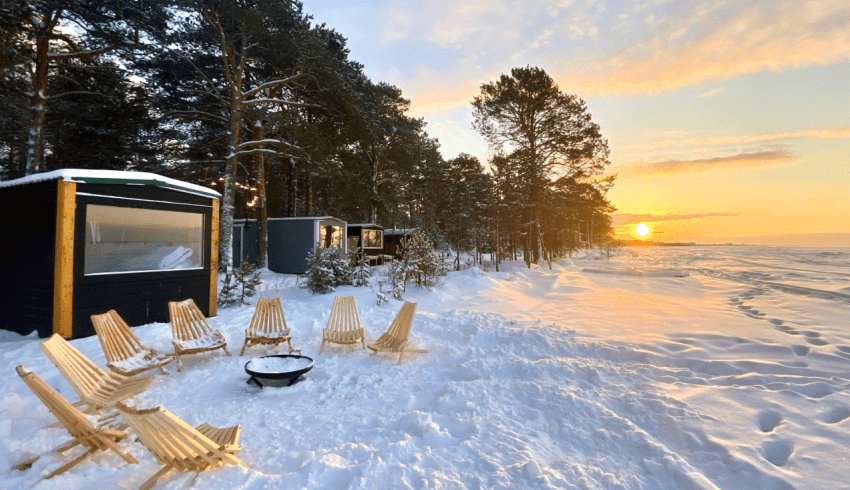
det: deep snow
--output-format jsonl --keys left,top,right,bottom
{"left": 1, "top": 246, "right": 848, "bottom": 489}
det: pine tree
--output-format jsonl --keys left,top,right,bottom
{"left": 348, "top": 247, "right": 372, "bottom": 287}
{"left": 401, "top": 232, "right": 446, "bottom": 288}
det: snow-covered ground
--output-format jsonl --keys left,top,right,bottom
{"left": 2, "top": 246, "right": 849, "bottom": 489}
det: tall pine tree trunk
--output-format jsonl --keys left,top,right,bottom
{"left": 287, "top": 157, "right": 297, "bottom": 216}
{"left": 212, "top": 20, "right": 249, "bottom": 273}
{"left": 305, "top": 169, "right": 313, "bottom": 216}
{"left": 251, "top": 121, "right": 268, "bottom": 268}
{"left": 25, "top": 32, "right": 52, "bottom": 175}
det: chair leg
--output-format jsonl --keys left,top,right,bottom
{"left": 55, "top": 439, "right": 81, "bottom": 453}
{"left": 239, "top": 339, "right": 248, "bottom": 357}
{"left": 222, "top": 345, "right": 232, "bottom": 357}
{"left": 174, "top": 352, "right": 184, "bottom": 372}
{"left": 46, "top": 447, "right": 97, "bottom": 479}
{"left": 319, "top": 339, "right": 326, "bottom": 354}
{"left": 139, "top": 464, "right": 173, "bottom": 490}
{"left": 158, "top": 365, "right": 171, "bottom": 375}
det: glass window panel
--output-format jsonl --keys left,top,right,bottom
{"left": 319, "top": 224, "right": 343, "bottom": 248}
{"left": 85, "top": 204, "right": 204, "bottom": 275}
{"left": 361, "top": 229, "right": 383, "bottom": 248}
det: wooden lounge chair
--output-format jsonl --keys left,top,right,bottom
{"left": 168, "top": 298, "right": 231, "bottom": 372}
{"left": 39, "top": 334, "right": 152, "bottom": 414}
{"left": 92, "top": 310, "right": 173, "bottom": 376}
{"left": 116, "top": 403, "right": 243, "bottom": 490}
{"left": 319, "top": 295, "right": 365, "bottom": 354}
{"left": 367, "top": 301, "right": 428, "bottom": 365}
{"left": 239, "top": 297, "right": 294, "bottom": 356}
{"left": 16, "top": 365, "right": 137, "bottom": 479}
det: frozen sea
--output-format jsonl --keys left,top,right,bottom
{"left": 1, "top": 246, "right": 848, "bottom": 489}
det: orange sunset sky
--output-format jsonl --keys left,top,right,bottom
{"left": 307, "top": 0, "right": 850, "bottom": 246}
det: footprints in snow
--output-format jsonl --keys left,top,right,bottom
{"left": 754, "top": 405, "right": 850, "bottom": 468}
{"left": 757, "top": 410, "right": 783, "bottom": 433}
{"left": 729, "top": 291, "right": 850, "bottom": 355}
{"left": 762, "top": 439, "right": 794, "bottom": 467}
{"left": 821, "top": 406, "right": 850, "bottom": 424}
{"left": 755, "top": 410, "right": 794, "bottom": 467}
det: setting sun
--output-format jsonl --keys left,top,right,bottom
{"left": 636, "top": 223, "right": 650, "bottom": 238}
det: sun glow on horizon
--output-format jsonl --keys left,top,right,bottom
{"left": 636, "top": 223, "right": 650, "bottom": 238}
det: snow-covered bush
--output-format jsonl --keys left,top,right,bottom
{"left": 304, "top": 246, "right": 351, "bottom": 294}
{"left": 384, "top": 232, "right": 447, "bottom": 300}
{"left": 218, "top": 261, "right": 262, "bottom": 306}
{"left": 403, "top": 231, "right": 447, "bottom": 287}
{"left": 348, "top": 247, "right": 372, "bottom": 287}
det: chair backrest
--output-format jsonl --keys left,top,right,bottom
{"left": 324, "top": 296, "right": 362, "bottom": 335}
{"left": 386, "top": 301, "right": 418, "bottom": 342}
{"left": 117, "top": 403, "right": 241, "bottom": 469}
{"left": 92, "top": 310, "right": 147, "bottom": 364}
{"left": 248, "top": 297, "right": 289, "bottom": 336}
{"left": 169, "top": 299, "right": 216, "bottom": 342}
{"left": 40, "top": 334, "right": 115, "bottom": 401}
{"left": 16, "top": 365, "right": 96, "bottom": 440}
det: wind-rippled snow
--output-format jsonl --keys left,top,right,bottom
{"left": 1, "top": 246, "right": 848, "bottom": 489}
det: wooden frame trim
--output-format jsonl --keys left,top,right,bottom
{"left": 53, "top": 181, "right": 76, "bottom": 338}
{"left": 209, "top": 198, "right": 219, "bottom": 317}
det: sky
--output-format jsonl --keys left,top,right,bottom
{"left": 303, "top": 0, "right": 850, "bottom": 246}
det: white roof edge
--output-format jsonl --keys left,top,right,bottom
{"left": 0, "top": 169, "right": 220, "bottom": 198}
{"left": 266, "top": 216, "right": 346, "bottom": 222}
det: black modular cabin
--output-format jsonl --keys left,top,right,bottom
{"left": 383, "top": 228, "right": 418, "bottom": 259}
{"left": 233, "top": 217, "right": 347, "bottom": 274}
{"left": 0, "top": 169, "right": 220, "bottom": 339}
{"left": 346, "top": 223, "right": 387, "bottom": 264}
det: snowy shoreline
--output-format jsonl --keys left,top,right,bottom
{"left": 1, "top": 246, "right": 848, "bottom": 489}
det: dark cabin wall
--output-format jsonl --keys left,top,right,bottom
{"left": 0, "top": 181, "right": 58, "bottom": 337}
{"left": 233, "top": 221, "right": 258, "bottom": 269}
{"left": 268, "top": 219, "right": 315, "bottom": 274}
{"left": 71, "top": 183, "right": 215, "bottom": 338}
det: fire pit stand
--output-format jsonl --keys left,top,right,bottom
{"left": 244, "top": 355, "right": 314, "bottom": 388}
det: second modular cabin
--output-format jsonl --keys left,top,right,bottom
{"left": 0, "top": 169, "right": 220, "bottom": 340}
{"left": 346, "top": 223, "right": 387, "bottom": 263}
{"left": 383, "top": 228, "right": 417, "bottom": 259}
{"left": 233, "top": 217, "right": 347, "bottom": 274}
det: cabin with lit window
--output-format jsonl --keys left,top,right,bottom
{"left": 346, "top": 223, "right": 385, "bottom": 263}
{"left": 0, "top": 169, "right": 220, "bottom": 339}
{"left": 233, "top": 217, "right": 347, "bottom": 274}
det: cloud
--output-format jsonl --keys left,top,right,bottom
{"left": 613, "top": 212, "right": 748, "bottom": 227}
{"left": 697, "top": 87, "right": 725, "bottom": 98}
{"left": 570, "top": 2, "right": 850, "bottom": 95}
{"left": 622, "top": 127, "right": 850, "bottom": 152}
{"left": 622, "top": 150, "right": 798, "bottom": 176}
{"left": 380, "top": 10, "right": 415, "bottom": 45}
{"left": 396, "top": 1, "right": 850, "bottom": 117}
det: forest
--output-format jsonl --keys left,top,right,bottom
{"left": 0, "top": 0, "right": 617, "bottom": 271}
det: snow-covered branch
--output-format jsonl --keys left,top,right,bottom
{"left": 241, "top": 74, "right": 303, "bottom": 100}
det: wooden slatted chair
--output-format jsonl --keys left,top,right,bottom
{"left": 168, "top": 298, "right": 230, "bottom": 372}
{"left": 116, "top": 403, "right": 243, "bottom": 490}
{"left": 16, "top": 365, "right": 137, "bottom": 479}
{"left": 239, "top": 297, "right": 294, "bottom": 356}
{"left": 92, "top": 310, "right": 173, "bottom": 376}
{"left": 319, "top": 296, "right": 366, "bottom": 354}
{"left": 367, "top": 301, "right": 428, "bottom": 365}
{"left": 39, "top": 334, "right": 152, "bottom": 414}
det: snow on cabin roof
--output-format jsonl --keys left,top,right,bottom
{"left": 384, "top": 228, "right": 417, "bottom": 235}
{"left": 0, "top": 169, "right": 220, "bottom": 199}
{"left": 266, "top": 216, "right": 346, "bottom": 222}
